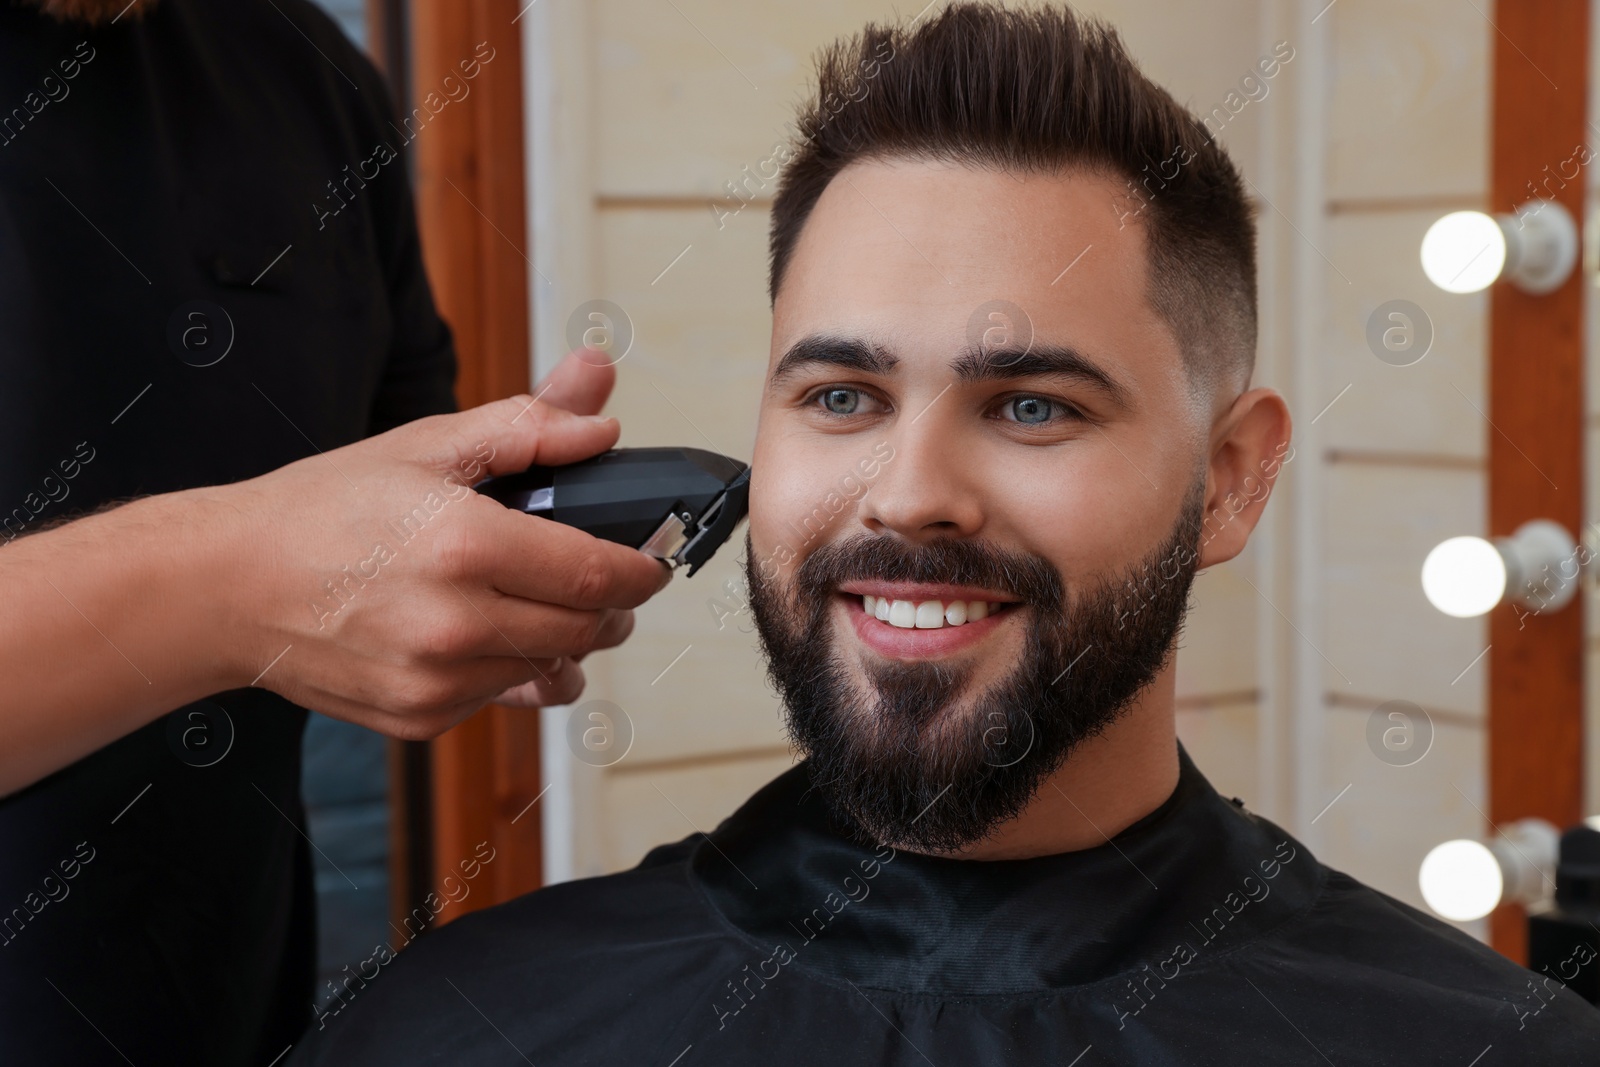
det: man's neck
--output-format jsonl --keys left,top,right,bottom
{"left": 928, "top": 666, "right": 1181, "bottom": 861}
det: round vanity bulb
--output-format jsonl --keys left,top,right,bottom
{"left": 1422, "top": 536, "right": 1507, "bottom": 618}
{"left": 1419, "top": 839, "right": 1504, "bottom": 921}
{"left": 1421, "top": 211, "right": 1507, "bottom": 294}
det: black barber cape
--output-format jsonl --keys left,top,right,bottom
{"left": 291, "top": 745, "right": 1600, "bottom": 1065}
{"left": 0, "top": 2, "right": 455, "bottom": 1064}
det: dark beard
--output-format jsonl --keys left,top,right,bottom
{"left": 744, "top": 474, "right": 1205, "bottom": 854}
{"left": 19, "top": 0, "right": 157, "bottom": 25}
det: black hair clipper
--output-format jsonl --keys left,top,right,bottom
{"left": 475, "top": 447, "right": 751, "bottom": 577}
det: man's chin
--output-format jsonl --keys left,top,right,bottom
{"left": 795, "top": 679, "right": 1046, "bottom": 854}
{"left": 806, "top": 745, "right": 1031, "bottom": 856}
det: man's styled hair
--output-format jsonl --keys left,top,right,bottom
{"left": 768, "top": 2, "right": 1259, "bottom": 398}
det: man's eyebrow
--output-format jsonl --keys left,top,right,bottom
{"left": 768, "top": 335, "right": 899, "bottom": 389}
{"left": 951, "top": 343, "right": 1134, "bottom": 411}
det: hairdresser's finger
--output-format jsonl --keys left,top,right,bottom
{"left": 534, "top": 349, "right": 617, "bottom": 417}
{"left": 492, "top": 657, "right": 587, "bottom": 709}
{"left": 473, "top": 505, "right": 674, "bottom": 610}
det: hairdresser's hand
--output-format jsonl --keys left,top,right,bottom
{"left": 227, "top": 349, "right": 670, "bottom": 739}
{"left": 489, "top": 350, "right": 641, "bottom": 709}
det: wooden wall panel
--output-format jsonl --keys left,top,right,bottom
{"left": 1487, "top": 0, "right": 1588, "bottom": 961}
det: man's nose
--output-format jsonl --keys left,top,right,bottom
{"left": 855, "top": 412, "right": 986, "bottom": 541}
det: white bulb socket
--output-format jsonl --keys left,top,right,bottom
{"left": 1420, "top": 201, "right": 1577, "bottom": 295}
{"left": 1419, "top": 818, "right": 1558, "bottom": 922}
{"left": 1421, "top": 519, "right": 1579, "bottom": 618}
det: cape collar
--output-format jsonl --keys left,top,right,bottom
{"left": 689, "top": 743, "right": 1324, "bottom": 996}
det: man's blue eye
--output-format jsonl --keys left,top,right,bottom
{"left": 821, "top": 388, "right": 860, "bottom": 415}
{"left": 1009, "top": 396, "right": 1053, "bottom": 424}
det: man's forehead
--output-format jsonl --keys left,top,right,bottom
{"left": 781, "top": 157, "right": 1143, "bottom": 282}
{"left": 768, "top": 157, "right": 1180, "bottom": 398}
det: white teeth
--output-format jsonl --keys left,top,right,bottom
{"left": 862, "top": 595, "right": 1006, "bottom": 629}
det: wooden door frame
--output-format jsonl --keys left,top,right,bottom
{"left": 1486, "top": 0, "right": 1589, "bottom": 961}
{"left": 371, "top": 0, "right": 545, "bottom": 931}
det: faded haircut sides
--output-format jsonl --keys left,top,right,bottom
{"left": 767, "top": 1, "right": 1260, "bottom": 401}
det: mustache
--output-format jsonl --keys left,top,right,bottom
{"left": 792, "top": 533, "right": 1065, "bottom": 610}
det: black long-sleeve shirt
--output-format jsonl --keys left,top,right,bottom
{"left": 0, "top": 1, "right": 456, "bottom": 1063}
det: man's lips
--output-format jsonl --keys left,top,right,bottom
{"left": 835, "top": 590, "right": 1021, "bottom": 660}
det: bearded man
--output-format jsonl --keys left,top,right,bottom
{"left": 289, "top": 4, "right": 1600, "bottom": 1064}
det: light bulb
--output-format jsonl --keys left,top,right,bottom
{"left": 1421, "top": 211, "right": 1507, "bottom": 294}
{"left": 1421, "top": 536, "right": 1507, "bottom": 618}
{"left": 1419, "top": 839, "right": 1504, "bottom": 921}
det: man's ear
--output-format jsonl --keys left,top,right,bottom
{"left": 1197, "top": 387, "right": 1293, "bottom": 569}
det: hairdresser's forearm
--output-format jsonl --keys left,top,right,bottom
{"left": 0, "top": 383, "right": 670, "bottom": 795}
{"left": 0, "top": 486, "right": 247, "bottom": 794}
